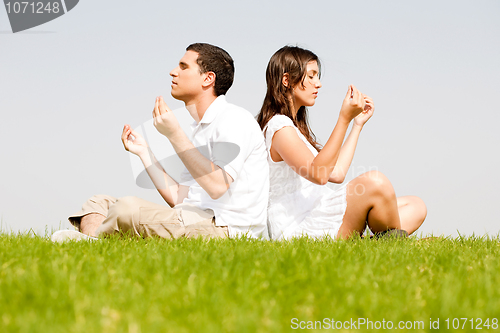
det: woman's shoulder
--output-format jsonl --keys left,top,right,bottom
{"left": 265, "top": 115, "right": 295, "bottom": 133}
{"left": 264, "top": 114, "right": 300, "bottom": 150}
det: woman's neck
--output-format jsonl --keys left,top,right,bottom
{"left": 289, "top": 96, "right": 300, "bottom": 120}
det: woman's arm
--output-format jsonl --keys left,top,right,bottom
{"left": 329, "top": 95, "right": 374, "bottom": 183}
{"left": 328, "top": 124, "right": 362, "bottom": 183}
{"left": 271, "top": 86, "right": 365, "bottom": 185}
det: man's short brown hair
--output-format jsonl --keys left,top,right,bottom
{"left": 186, "top": 43, "right": 234, "bottom": 96}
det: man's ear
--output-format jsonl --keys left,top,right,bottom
{"left": 202, "top": 71, "right": 216, "bottom": 88}
{"left": 282, "top": 73, "right": 289, "bottom": 88}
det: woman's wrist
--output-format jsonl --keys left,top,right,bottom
{"left": 337, "top": 114, "right": 352, "bottom": 126}
{"left": 352, "top": 123, "right": 364, "bottom": 131}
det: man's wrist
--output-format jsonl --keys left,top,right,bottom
{"left": 167, "top": 128, "right": 190, "bottom": 149}
{"left": 138, "top": 148, "right": 153, "bottom": 163}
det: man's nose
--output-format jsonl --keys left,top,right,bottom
{"left": 170, "top": 67, "right": 178, "bottom": 77}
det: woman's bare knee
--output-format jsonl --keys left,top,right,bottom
{"left": 412, "top": 196, "right": 427, "bottom": 222}
{"left": 357, "top": 171, "right": 396, "bottom": 200}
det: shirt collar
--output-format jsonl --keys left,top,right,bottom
{"left": 190, "top": 95, "right": 227, "bottom": 130}
{"left": 199, "top": 95, "right": 227, "bottom": 124}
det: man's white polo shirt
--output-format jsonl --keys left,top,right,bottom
{"left": 179, "top": 95, "right": 269, "bottom": 239}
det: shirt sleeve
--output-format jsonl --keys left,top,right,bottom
{"left": 264, "top": 115, "right": 296, "bottom": 154}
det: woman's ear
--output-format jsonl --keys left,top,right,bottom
{"left": 282, "top": 73, "right": 289, "bottom": 88}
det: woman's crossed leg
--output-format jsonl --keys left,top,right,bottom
{"left": 337, "top": 170, "right": 426, "bottom": 239}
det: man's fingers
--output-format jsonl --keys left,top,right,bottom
{"left": 159, "top": 96, "right": 165, "bottom": 114}
{"left": 121, "top": 125, "right": 130, "bottom": 142}
{"left": 121, "top": 125, "right": 127, "bottom": 138}
{"left": 129, "top": 128, "right": 141, "bottom": 139}
{"left": 121, "top": 126, "right": 131, "bottom": 151}
{"left": 153, "top": 97, "right": 159, "bottom": 119}
{"left": 159, "top": 96, "right": 172, "bottom": 114}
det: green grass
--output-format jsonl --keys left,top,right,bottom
{"left": 1, "top": 233, "right": 500, "bottom": 332}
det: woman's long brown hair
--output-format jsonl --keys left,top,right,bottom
{"left": 256, "top": 46, "right": 322, "bottom": 151}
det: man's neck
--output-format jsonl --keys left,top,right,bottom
{"left": 185, "top": 93, "right": 218, "bottom": 123}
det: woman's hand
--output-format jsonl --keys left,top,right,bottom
{"left": 121, "top": 125, "right": 149, "bottom": 157}
{"left": 353, "top": 95, "right": 374, "bottom": 128}
{"left": 339, "top": 85, "right": 365, "bottom": 122}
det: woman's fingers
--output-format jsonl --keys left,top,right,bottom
{"left": 351, "top": 85, "right": 359, "bottom": 101}
{"left": 345, "top": 85, "right": 353, "bottom": 101}
{"left": 351, "top": 85, "right": 364, "bottom": 107}
{"left": 364, "top": 97, "right": 374, "bottom": 111}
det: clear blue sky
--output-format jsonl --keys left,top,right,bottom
{"left": 1, "top": 0, "right": 499, "bottom": 236}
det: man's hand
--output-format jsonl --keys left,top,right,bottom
{"left": 353, "top": 94, "right": 374, "bottom": 128}
{"left": 153, "top": 96, "right": 182, "bottom": 139}
{"left": 339, "top": 85, "right": 365, "bottom": 122}
{"left": 121, "top": 125, "right": 149, "bottom": 157}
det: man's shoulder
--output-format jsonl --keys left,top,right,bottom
{"left": 219, "top": 101, "right": 255, "bottom": 121}
{"left": 215, "top": 101, "right": 260, "bottom": 131}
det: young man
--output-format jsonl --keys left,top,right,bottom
{"left": 55, "top": 43, "right": 269, "bottom": 240}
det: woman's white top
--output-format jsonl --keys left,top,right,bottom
{"left": 264, "top": 115, "right": 348, "bottom": 240}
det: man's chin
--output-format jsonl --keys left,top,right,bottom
{"left": 170, "top": 90, "right": 182, "bottom": 101}
{"left": 171, "top": 92, "right": 190, "bottom": 105}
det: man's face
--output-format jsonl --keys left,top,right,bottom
{"left": 169, "top": 51, "right": 205, "bottom": 102}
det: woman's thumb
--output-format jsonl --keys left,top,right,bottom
{"left": 345, "top": 85, "right": 352, "bottom": 100}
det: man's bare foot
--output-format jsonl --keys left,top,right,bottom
{"left": 80, "top": 213, "right": 106, "bottom": 237}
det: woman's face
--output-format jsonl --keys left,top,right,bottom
{"left": 292, "top": 60, "right": 322, "bottom": 109}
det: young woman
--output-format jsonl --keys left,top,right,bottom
{"left": 256, "top": 46, "right": 427, "bottom": 240}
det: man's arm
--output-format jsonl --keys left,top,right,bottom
{"left": 122, "top": 125, "right": 188, "bottom": 207}
{"left": 152, "top": 97, "right": 233, "bottom": 200}
{"left": 137, "top": 147, "right": 189, "bottom": 207}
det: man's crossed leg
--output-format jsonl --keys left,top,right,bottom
{"left": 67, "top": 195, "right": 228, "bottom": 240}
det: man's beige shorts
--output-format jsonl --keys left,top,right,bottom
{"left": 68, "top": 195, "right": 228, "bottom": 239}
